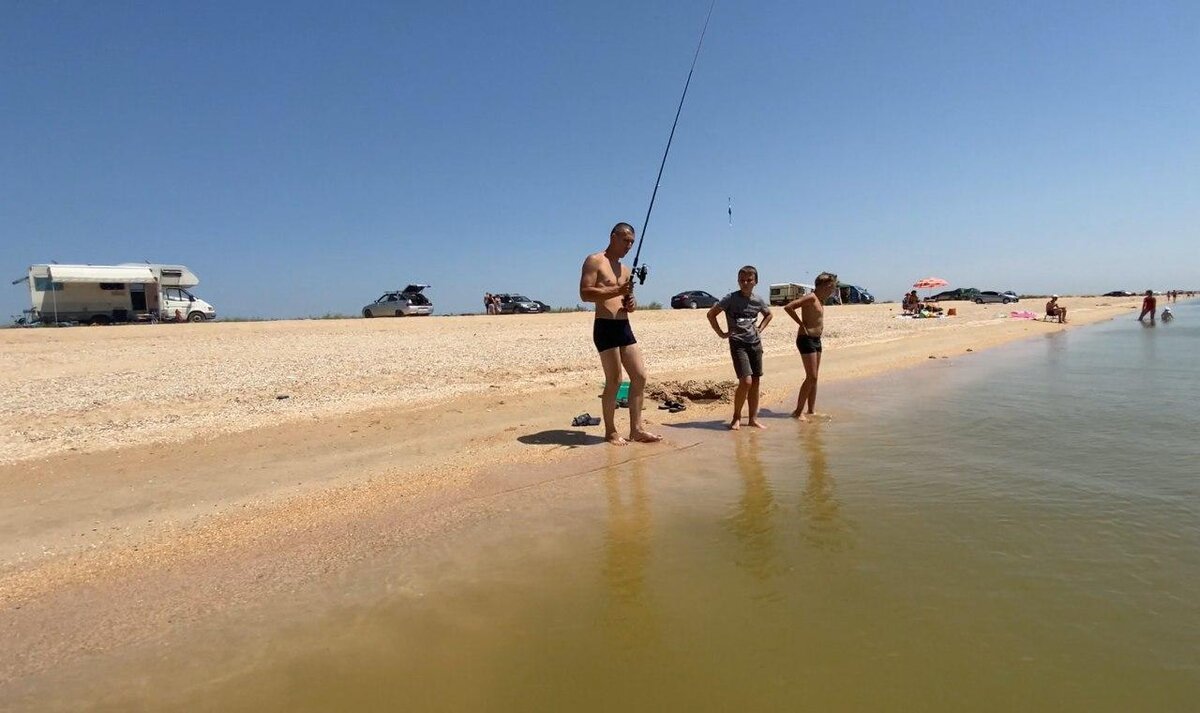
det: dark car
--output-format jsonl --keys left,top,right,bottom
{"left": 534, "top": 300, "right": 551, "bottom": 312}
{"left": 830, "top": 284, "right": 875, "bottom": 305}
{"left": 671, "top": 290, "right": 719, "bottom": 309}
{"left": 926, "top": 288, "right": 981, "bottom": 302}
{"left": 974, "top": 290, "right": 1017, "bottom": 304}
{"left": 1103, "top": 290, "right": 1135, "bottom": 297}
{"left": 494, "top": 293, "right": 543, "bottom": 314}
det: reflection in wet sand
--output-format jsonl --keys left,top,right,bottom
{"left": 727, "top": 433, "right": 781, "bottom": 586}
{"left": 602, "top": 452, "right": 656, "bottom": 646}
{"left": 798, "top": 426, "right": 852, "bottom": 551}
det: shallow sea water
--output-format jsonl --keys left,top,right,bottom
{"left": 27, "top": 304, "right": 1200, "bottom": 711}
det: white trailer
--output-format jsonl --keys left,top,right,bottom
{"left": 16, "top": 263, "right": 217, "bottom": 325}
{"left": 768, "top": 282, "right": 814, "bottom": 306}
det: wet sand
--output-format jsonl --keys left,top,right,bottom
{"left": 0, "top": 296, "right": 1140, "bottom": 689}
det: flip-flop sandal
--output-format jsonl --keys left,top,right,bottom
{"left": 617, "top": 399, "right": 628, "bottom": 409}
{"left": 586, "top": 416, "right": 601, "bottom": 426}
{"left": 668, "top": 404, "right": 687, "bottom": 413}
{"left": 571, "top": 413, "right": 592, "bottom": 427}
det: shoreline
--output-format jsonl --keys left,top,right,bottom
{"left": 0, "top": 297, "right": 1140, "bottom": 687}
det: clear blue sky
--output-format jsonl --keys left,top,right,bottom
{"left": 3, "top": 0, "right": 1197, "bottom": 318}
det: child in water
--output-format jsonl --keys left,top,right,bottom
{"left": 707, "top": 265, "right": 772, "bottom": 430}
{"left": 785, "top": 272, "right": 839, "bottom": 421}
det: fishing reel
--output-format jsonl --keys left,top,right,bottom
{"left": 632, "top": 264, "right": 649, "bottom": 285}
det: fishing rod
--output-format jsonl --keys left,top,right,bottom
{"left": 630, "top": 0, "right": 717, "bottom": 287}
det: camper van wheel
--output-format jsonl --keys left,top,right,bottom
{"left": 88, "top": 315, "right": 111, "bottom": 326}
{"left": 187, "top": 312, "right": 206, "bottom": 323}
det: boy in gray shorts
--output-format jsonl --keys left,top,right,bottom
{"left": 707, "top": 265, "right": 773, "bottom": 430}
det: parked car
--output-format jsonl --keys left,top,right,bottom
{"left": 534, "top": 300, "right": 551, "bottom": 312}
{"left": 494, "top": 293, "right": 543, "bottom": 314}
{"left": 671, "top": 290, "right": 719, "bottom": 309}
{"left": 837, "top": 284, "right": 875, "bottom": 305}
{"left": 362, "top": 284, "right": 433, "bottom": 317}
{"left": 1103, "top": 290, "right": 1135, "bottom": 297}
{"left": 974, "top": 291, "right": 1017, "bottom": 304}
{"left": 926, "top": 288, "right": 981, "bottom": 302}
{"left": 1002, "top": 291, "right": 1020, "bottom": 302}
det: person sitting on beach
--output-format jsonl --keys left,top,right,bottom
{"left": 785, "top": 272, "right": 838, "bottom": 422}
{"left": 902, "top": 291, "right": 919, "bottom": 314}
{"left": 579, "top": 222, "right": 662, "bottom": 446}
{"left": 1045, "top": 295, "right": 1067, "bottom": 323}
{"left": 1138, "top": 290, "right": 1156, "bottom": 323}
{"left": 707, "top": 265, "right": 773, "bottom": 430}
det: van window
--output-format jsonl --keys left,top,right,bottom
{"left": 99, "top": 283, "right": 125, "bottom": 290}
{"left": 33, "top": 277, "right": 64, "bottom": 292}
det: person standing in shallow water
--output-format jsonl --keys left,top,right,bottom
{"left": 1138, "top": 290, "right": 1157, "bottom": 324}
{"left": 708, "top": 265, "right": 773, "bottom": 430}
{"left": 579, "top": 222, "right": 663, "bottom": 446}
{"left": 785, "top": 272, "right": 839, "bottom": 422}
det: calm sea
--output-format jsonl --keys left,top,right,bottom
{"left": 23, "top": 303, "right": 1200, "bottom": 711}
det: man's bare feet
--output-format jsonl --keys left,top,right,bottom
{"left": 606, "top": 432, "right": 629, "bottom": 446}
{"left": 790, "top": 410, "right": 809, "bottom": 422}
{"left": 729, "top": 417, "right": 741, "bottom": 431}
{"left": 747, "top": 420, "right": 767, "bottom": 429}
{"left": 808, "top": 413, "right": 832, "bottom": 422}
{"left": 630, "top": 430, "right": 663, "bottom": 443}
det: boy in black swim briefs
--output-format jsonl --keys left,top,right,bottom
{"left": 578, "top": 222, "right": 663, "bottom": 446}
{"left": 707, "top": 265, "right": 772, "bottom": 430}
{"left": 784, "top": 272, "right": 838, "bottom": 421}
{"left": 796, "top": 334, "right": 822, "bottom": 354}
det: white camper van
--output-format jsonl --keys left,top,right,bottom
{"left": 18, "top": 263, "right": 217, "bottom": 325}
{"left": 768, "top": 282, "right": 814, "bottom": 306}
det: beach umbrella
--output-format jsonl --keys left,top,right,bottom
{"left": 913, "top": 277, "right": 949, "bottom": 290}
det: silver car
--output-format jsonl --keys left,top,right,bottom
{"left": 973, "top": 290, "right": 1017, "bottom": 304}
{"left": 362, "top": 284, "right": 433, "bottom": 317}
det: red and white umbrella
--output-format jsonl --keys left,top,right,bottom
{"left": 913, "top": 277, "right": 949, "bottom": 290}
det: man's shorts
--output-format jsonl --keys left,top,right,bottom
{"left": 796, "top": 335, "right": 823, "bottom": 355}
{"left": 730, "top": 339, "right": 763, "bottom": 379}
{"left": 593, "top": 318, "right": 637, "bottom": 353}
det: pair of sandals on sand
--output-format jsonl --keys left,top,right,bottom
{"left": 571, "top": 399, "right": 686, "bottom": 427}
{"left": 659, "top": 399, "right": 687, "bottom": 414}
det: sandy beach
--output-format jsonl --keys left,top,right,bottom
{"left": 0, "top": 296, "right": 1140, "bottom": 688}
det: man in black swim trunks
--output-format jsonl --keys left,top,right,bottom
{"left": 579, "top": 223, "right": 663, "bottom": 446}
{"left": 784, "top": 272, "right": 838, "bottom": 421}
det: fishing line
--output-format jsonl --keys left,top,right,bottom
{"left": 630, "top": 0, "right": 717, "bottom": 285}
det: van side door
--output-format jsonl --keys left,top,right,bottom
{"left": 162, "top": 287, "right": 191, "bottom": 320}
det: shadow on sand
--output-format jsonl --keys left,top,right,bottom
{"left": 663, "top": 419, "right": 729, "bottom": 431}
{"left": 517, "top": 429, "right": 607, "bottom": 447}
